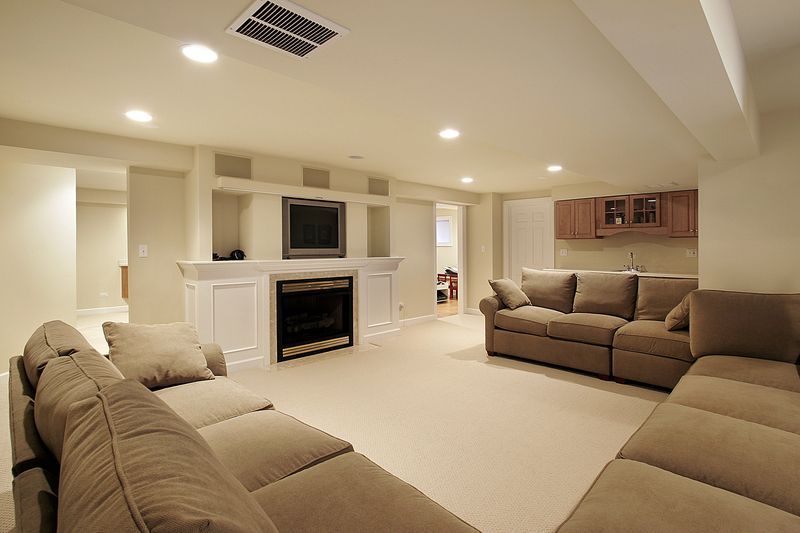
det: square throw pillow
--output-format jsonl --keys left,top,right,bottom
{"left": 488, "top": 279, "right": 531, "bottom": 310}
{"left": 520, "top": 268, "right": 577, "bottom": 314}
{"left": 103, "top": 322, "right": 214, "bottom": 389}
{"left": 665, "top": 293, "right": 691, "bottom": 331}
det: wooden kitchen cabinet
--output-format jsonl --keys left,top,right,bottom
{"left": 597, "top": 196, "right": 630, "bottom": 229}
{"left": 666, "top": 190, "right": 698, "bottom": 237}
{"left": 629, "top": 194, "right": 661, "bottom": 227}
{"left": 555, "top": 199, "right": 595, "bottom": 239}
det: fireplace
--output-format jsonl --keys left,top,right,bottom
{"left": 276, "top": 276, "right": 354, "bottom": 361}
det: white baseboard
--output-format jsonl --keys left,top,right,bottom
{"left": 226, "top": 356, "right": 265, "bottom": 371}
{"left": 363, "top": 328, "right": 401, "bottom": 342}
{"left": 77, "top": 305, "right": 129, "bottom": 317}
{"left": 465, "top": 308, "right": 482, "bottom": 316}
{"left": 401, "top": 314, "right": 436, "bottom": 327}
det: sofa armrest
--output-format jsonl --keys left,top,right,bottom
{"left": 479, "top": 296, "right": 505, "bottom": 355}
{"left": 200, "top": 343, "right": 228, "bottom": 376}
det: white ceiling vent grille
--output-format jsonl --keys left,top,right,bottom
{"left": 227, "top": 0, "right": 349, "bottom": 58}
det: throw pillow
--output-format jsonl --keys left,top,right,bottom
{"left": 665, "top": 293, "right": 691, "bottom": 331}
{"left": 488, "top": 279, "right": 530, "bottom": 310}
{"left": 103, "top": 322, "right": 214, "bottom": 389}
{"left": 520, "top": 269, "right": 577, "bottom": 314}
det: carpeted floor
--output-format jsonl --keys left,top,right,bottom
{"left": 0, "top": 314, "right": 666, "bottom": 532}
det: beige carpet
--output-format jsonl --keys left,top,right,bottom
{"left": 0, "top": 314, "right": 666, "bottom": 532}
{"left": 230, "top": 315, "right": 666, "bottom": 532}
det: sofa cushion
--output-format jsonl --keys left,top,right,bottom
{"left": 634, "top": 277, "right": 697, "bottom": 321}
{"left": 33, "top": 351, "right": 124, "bottom": 461}
{"left": 58, "top": 379, "right": 278, "bottom": 532}
{"left": 104, "top": 321, "right": 215, "bottom": 388}
{"left": 686, "top": 355, "right": 800, "bottom": 393}
{"left": 488, "top": 278, "right": 530, "bottom": 310}
{"left": 667, "top": 375, "right": 800, "bottom": 434}
{"left": 154, "top": 376, "right": 272, "bottom": 429}
{"left": 252, "top": 452, "right": 478, "bottom": 532}
{"left": 199, "top": 410, "right": 353, "bottom": 491}
{"left": 619, "top": 403, "right": 800, "bottom": 515}
{"left": 613, "top": 320, "right": 692, "bottom": 362}
{"left": 521, "top": 269, "right": 577, "bottom": 314}
{"left": 9, "top": 356, "right": 55, "bottom": 477}
{"left": 690, "top": 290, "right": 800, "bottom": 363}
{"left": 665, "top": 293, "right": 691, "bottom": 331}
{"left": 495, "top": 306, "right": 564, "bottom": 337}
{"left": 23, "top": 320, "right": 96, "bottom": 390}
{"left": 12, "top": 467, "right": 58, "bottom": 533}
{"left": 558, "top": 459, "right": 800, "bottom": 533}
{"left": 548, "top": 313, "right": 628, "bottom": 346}
{"left": 573, "top": 272, "right": 638, "bottom": 320}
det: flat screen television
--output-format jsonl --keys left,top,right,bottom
{"left": 282, "top": 197, "right": 346, "bottom": 259}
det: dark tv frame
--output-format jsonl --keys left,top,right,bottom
{"left": 282, "top": 197, "right": 347, "bottom": 259}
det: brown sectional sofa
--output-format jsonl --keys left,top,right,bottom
{"left": 9, "top": 321, "right": 476, "bottom": 532}
{"left": 481, "top": 269, "right": 699, "bottom": 388}
{"left": 558, "top": 289, "right": 800, "bottom": 531}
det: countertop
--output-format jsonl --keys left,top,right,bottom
{"left": 545, "top": 269, "right": 698, "bottom": 279}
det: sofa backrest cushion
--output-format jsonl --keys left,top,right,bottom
{"left": 521, "top": 269, "right": 577, "bottom": 314}
{"left": 9, "top": 356, "right": 56, "bottom": 477}
{"left": 34, "top": 351, "right": 124, "bottom": 462}
{"left": 690, "top": 290, "right": 800, "bottom": 363}
{"left": 104, "top": 321, "right": 215, "bottom": 389}
{"left": 23, "top": 320, "right": 96, "bottom": 390}
{"left": 58, "top": 379, "right": 278, "bottom": 533}
{"left": 573, "top": 272, "right": 638, "bottom": 320}
{"left": 635, "top": 277, "right": 698, "bottom": 321}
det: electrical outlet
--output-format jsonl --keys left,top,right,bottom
{"left": 138, "top": 244, "right": 148, "bottom": 258}
{"left": 99, "top": 292, "right": 109, "bottom": 297}
{"left": 560, "top": 249, "right": 568, "bottom": 257}
{"left": 686, "top": 248, "right": 698, "bottom": 258}
{"left": 399, "top": 302, "right": 404, "bottom": 311}
{"left": 480, "top": 245, "right": 486, "bottom": 253}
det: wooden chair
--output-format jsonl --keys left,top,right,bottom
{"left": 449, "top": 274, "right": 458, "bottom": 300}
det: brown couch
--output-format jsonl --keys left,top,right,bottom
{"left": 9, "top": 321, "right": 476, "bottom": 532}
{"left": 481, "top": 269, "right": 698, "bottom": 388}
{"left": 558, "top": 289, "right": 800, "bottom": 531}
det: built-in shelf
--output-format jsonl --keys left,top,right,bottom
{"left": 214, "top": 176, "right": 391, "bottom": 206}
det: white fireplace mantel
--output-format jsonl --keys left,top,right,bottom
{"left": 177, "top": 257, "right": 404, "bottom": 367}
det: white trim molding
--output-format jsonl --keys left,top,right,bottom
{"left": 76, "top": 305, "right": 129, "bottom": 317}
{"left": 401, "top": 314, "right": 436, "bottom": 327}
{"left": 465, "top": 308, "right": 482, "bottom": 316}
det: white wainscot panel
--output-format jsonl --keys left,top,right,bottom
{"left": 212, "top": 282, "right": 258, "bottom": 353}
{"left": 367, "top": 273, "right": 392, "bottom": 327}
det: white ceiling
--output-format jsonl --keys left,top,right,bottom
{"left": 0, "top": 0, "right": 795, "bottom": 193}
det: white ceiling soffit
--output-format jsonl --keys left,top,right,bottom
{"left": 227, "top": 0, "right": 349, "bottom": 58}
{"left": 574, "top": 0, "right": 760, "bottom": 161}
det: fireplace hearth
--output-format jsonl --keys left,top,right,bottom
{"left": 276, "top": 276, "right": 354, "bottom": 361}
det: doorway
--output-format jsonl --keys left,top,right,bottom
{"left": 435, "top": 203, "right": 464, "bottom": 318}
{"left": 504, "top": 198, "right": 555, "bottom": 284}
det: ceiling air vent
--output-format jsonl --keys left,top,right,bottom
{"left": 227, "top": 0, "right": 349, "bottom": 58}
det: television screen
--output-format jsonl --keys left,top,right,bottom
{"left": 289, "top": 204, "right": 340, "bottom": 249}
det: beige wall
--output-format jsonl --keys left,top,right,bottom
{"left": 698, "top": 109, "right": 800, "bottom": 292}
{"left": 436, "top": 207, "right": 459, "bottom": 273}
{"left": 127, "top": 167, "right": 186, "bottom": 324}
{"left": 346, "top": 202, "right": 368, "bottom": 258}
{"left": 391, "top": 199, "right": 436, "bottom": 320}
{"left": 367, "top": 206, "right": 390, "bottom": 257}
{"left": 238, "top": 193, "right": 282, "bottom": 260}
{"left": 212, "top": 191, "right": 240, "bottom": 257}
{"left": 77, "top": 189, "right": 128, "bottom": 310}
{"left": 0, "top": 162, "right": 76, "bottom": 359}
{"left": 466, "top": 193, "right": 504, "bottom": 310}
{"left": 555, "top": 233, "right": 698, "bottom": 274}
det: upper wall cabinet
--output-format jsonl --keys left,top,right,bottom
{"left": 666, "top": 190, "right": 698, "bottom": 237}
{"left": 555, "top": 199, "right": 595, "bottom": 239}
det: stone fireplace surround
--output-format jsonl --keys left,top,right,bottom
{"left": 177, "top": 257, "right": 403, "bottom": 366}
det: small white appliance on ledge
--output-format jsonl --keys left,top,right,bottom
{"left": 177, "top": 257, "right": 404, "bottom": 367}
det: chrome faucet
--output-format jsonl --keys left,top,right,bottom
{"left": 623, "top": 251, "right": 643, "bottom": 273}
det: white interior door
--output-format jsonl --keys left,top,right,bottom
{"left": 504, "top": 198, "right": 555, "bottom": 284}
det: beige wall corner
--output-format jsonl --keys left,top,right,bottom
{"left": 391, "top": 198, "right": 436, "bottom": 320}
{"left": 77, "top": 198, "right": 128, "bottom": 310}
{"left": 127, "top": 167, "right": 186, "bottom": 324}
{"left": 212, "top": 191, "right": 240, "bottom": 257}
{"left": 238, "top": 194, "right": 282, "bottom": 260}
{"left": 698, "top": 110, "right": 800, "bottom": 293}
{"left": 184, "top": 146, "right": 214, "bottom": 261}
{"left": 0, "top": 162, "right": 76, "bottom": 360}
{"left": 466, "top": 193, "right": 504, "bottom": 309}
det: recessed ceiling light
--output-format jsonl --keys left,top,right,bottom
{"left": 181, "top": 44, "right": 218, "bottom": 63}
{"left": 439, "top": 128, "right": 460, "bottom": 139}
{"left": 348, "top": 155, "right": 364, "bottom": 160}
{"left": 461, "top": 176, "right": 474, "bottom": 184}
{"left": 124, "top": 110, "right": 153, "bottom": 123}
{"left": 547, "top": 164, "right": 563, "bottom": 172}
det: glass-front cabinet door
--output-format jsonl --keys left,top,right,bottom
{"left": 599, "top": 196, "right": 629, "bottom": 229}
{"left": 629, "top": 194, "right": 661, "bottom": 227}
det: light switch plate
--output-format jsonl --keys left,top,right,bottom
{"left": 560, "top": 249, "right": 568, "bottom": 257}
{"left": 686, "top": 248, "right": 697, "bottom": 258}
{"left": 138, "top": 244, "right": 148, "bottom": 258}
